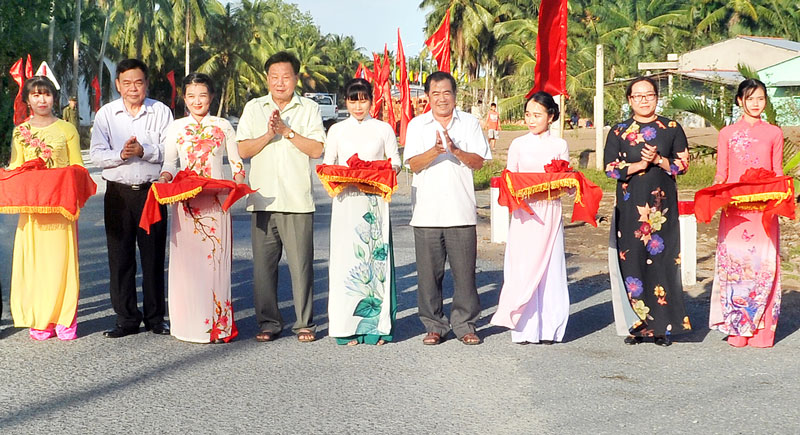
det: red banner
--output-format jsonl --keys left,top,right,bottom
{"left": 526, "top": 0, "right": 569, "bottom": 98}
{"left": 166, "top": 70, "right": 176, "bottom": 110}
{"left": 381, "top": 45, "right": 395, "bottom": 130}
{"left": 425, "top": 9, "right": 451, "bottom": 73}
{"left": 90, "top": 75, "right": 101, "bottom": 112}
{"left": 9, "top": 58, "right": 27, "bottom": 125}
{"left": 397, "top": 29, "right": 414, "bottom": 145}
{"left": 25, "top": 54, "right": 33, "bottom": 80}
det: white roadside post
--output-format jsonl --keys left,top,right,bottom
{"left": 678, "top": 201, "right": 697, "bottom": 286}
{"left": 490, "top": 176, "right": 508, "bottom": 243}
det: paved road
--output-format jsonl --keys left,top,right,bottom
{"left": 1, "top": 153, "right": 799, "bottom": 434}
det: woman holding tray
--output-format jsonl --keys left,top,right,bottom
{"left": 8, "top": 76, "right": 83, "bottom": 340}
{"left": 159, "top": 73, "right": 244, "bottom": 343}
{"left": 709, "top": 79, "right": 784, "bottom": 348}
{"left": 604, "top": 77, "right": 691, "bottom": 346}
{"left": 322, "top": 78, "right": 400, "bottom": 346}
{"left": 491, "top": 92, "right": 570, "bottom": 344}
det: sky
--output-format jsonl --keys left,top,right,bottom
{"left": 225, "top": 0, "right": 432, "bottom": 56}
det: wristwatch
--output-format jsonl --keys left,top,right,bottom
{"left": 286, "top": 130, "right": 296, "bottom": 139}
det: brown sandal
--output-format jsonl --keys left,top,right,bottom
{"left": 255, "top": 331, "right": 278, "bottom": 342}
{"left": 422, "top": 332, "right": 442, "bottom": 345}
{"left": 297, "top": 329, "right": 316, "bottom": 343}
{"left": 459, "top": 333, "right": 481, "bottom": 345}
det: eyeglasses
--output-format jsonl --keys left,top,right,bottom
{"left": 629, "top": 93, "right": 657, "bottom": 102}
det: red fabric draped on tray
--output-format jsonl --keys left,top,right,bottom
{"left": 316, "top": 154, "right": 397, "bottom": 202}
{"left": 497, "top": 159, "right": 603, "bottom": 226}
{"left": 139, "top": 168, "right": 256, "bottom": 233}
{"left": 0, "top": 158, "right": 97, "bottom": 221}
{"left": 694, "top": 167, "right": 796, "bottom": 233}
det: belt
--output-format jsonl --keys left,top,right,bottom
{"left": 107, "top": 180, "right": 153, "bottom": 191}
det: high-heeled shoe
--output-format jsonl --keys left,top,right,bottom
{"left": 654, "top": 336, "right": 672, "bottom": 347}
{"left": 623, "top": 335, "right": 643, "bottom": 345}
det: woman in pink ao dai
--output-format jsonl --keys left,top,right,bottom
{"left": 491, "top": 92, "right": 570, "bottom": 344}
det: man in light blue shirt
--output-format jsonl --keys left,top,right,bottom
{"left": 90, "top": 58, "right": 173, "bottom": 338}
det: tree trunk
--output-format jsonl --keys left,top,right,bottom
{"left": 98, "top": 7, "right": 110, "bottom": 106}
{"left": 48, "top": 1, "right": 55, "bottom": 66}
{"left": 72, "top": 0, "right": 81, "bottom": 111}
{"left": 185, "top": 7, "right": 191, "bottom": 76}
{"left": 216, "top": 81, "right": 226, "bottom": 117}
{"left": 483, "top": 61, "right": 489, "bottom": 106}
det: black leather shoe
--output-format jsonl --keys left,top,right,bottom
{"left": 654, "top": 336, "right": 672, "bottom": 347}
{"left": 148, "top": 322, "right": 170, "bottom": 335}
{"left": 103, "top": 326, "right": 139, "bottom": 338}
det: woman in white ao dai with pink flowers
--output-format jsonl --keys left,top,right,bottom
{"left": 160, "top": 73, "right": 245, "bottom": 343}
{"left": 491, "top": 92, "right": 570, "bottom": 344}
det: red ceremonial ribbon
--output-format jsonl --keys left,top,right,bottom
{"left": 497, "top": 159, "right": 603, "bottom": 226}
{"left": 316, "top": 154, "right": 397, "bottom": 202}
{"left": 694, "top": 168, "right": 796, "bottom": 234}
{"left": 139, "top": 169, "right": 256, "bottom": 233}
{"left": 0, "top": 158, "right": 97, "bottom": 220}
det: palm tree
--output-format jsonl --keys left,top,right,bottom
{"left": 108, "top": 0, "right": 173, "bottom": 69}
{"left": 290, "top": 37, "right": 335, "bottom": 93}
{"left": 196, "top": 1, "right": 266, "bottom": 116}
{"left": 172, "top": 0, "right": 211, "bottom": 76}
{"left": 321, "top": 34, "right": 367, "bottom": 94}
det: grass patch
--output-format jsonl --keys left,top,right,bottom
{"left": 577, "top": 168, "right": 617, "bottom": 192}
{"left": 500, "top": 123, "right": 527, "bottom": 131}
{"left": 677, "top": 163, "right": 716, "bottom": 190}
{"left": 474, "top": 158, "right": 505, "bottom": 190}
{"left": 577, "top": 163, "right": 717, "bottom": 193}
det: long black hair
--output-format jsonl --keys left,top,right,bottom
{"left": 182, "top": 72, "right": 216, "bottom": 96}
{"left": 735, "top": 79, "right": 767, "bottom": 106}
{"left": 343, "top": 78, "right": 373, "bottom": 101}
{"left": 22, "top": 76, "right": 57, "bottom": 103}
{"left": 526, "top": 91, "right": 559, "bottom": 121}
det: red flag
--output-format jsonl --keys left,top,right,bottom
{"left": 25, "top": 54, "right": 33, "bottom": 79}
{"left": 397, "top": 29, "right": 414, "bottom": 145}
{"left": 90, "top": 75, "right": 101, "bottom": 112}
{"left": 425, "top": 9, "right": 451, "bottom": 72}
{"left": 10, "top": 58, "right": 27, "bottom": 125}
{"left": 370, "top": 53, "right": 384, "bottom": 119}
{"left": 381, "top": 45, "right": 396, "bottom": 131}
{"left": 166, "top": 70, "right": 176, "bottom": 110}
{"left": 526, "top": 0, "right": 569, "bottom": 98}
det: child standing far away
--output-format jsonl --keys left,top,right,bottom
{"left": 485, "top": 103, "right": 501, "bottom": 150}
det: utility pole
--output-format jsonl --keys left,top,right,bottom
{"left": 595, "top": 44, "right": 604, "bottom": 169}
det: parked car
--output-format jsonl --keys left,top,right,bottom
{"left": 304, "top": 93, "right": 338, "bottom": 122}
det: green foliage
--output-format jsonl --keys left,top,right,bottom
{"left": 473, "top": 158, "right": 505, "bottom": 190}
{"left": 676, "top": 163, "right": 716, "bottom": 189}
{"left": 669, "top": 95, "right": 725, "bottom": 130}
{"left": 577, "top": 168, "right": 617, "bottom": 192}
{"left": 500, "top": 123, "right": 527, "bottom": 131}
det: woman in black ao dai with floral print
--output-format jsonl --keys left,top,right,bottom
{"left": 604, "top": 77, "right": 691, "bottom": 346}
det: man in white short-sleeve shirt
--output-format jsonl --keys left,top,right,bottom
{"left": 237, "top": 51, "right": 325, "bottom": 343}
{"left": 403, "top": 71, "right": 491, "bottom": 346}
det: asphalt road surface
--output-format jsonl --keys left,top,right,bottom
{"left": 1, "top": 152, "right": 798, "bottom": 434}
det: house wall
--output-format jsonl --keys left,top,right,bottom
{"left": 679, "top": 38, "right": 799, "bottom": 72}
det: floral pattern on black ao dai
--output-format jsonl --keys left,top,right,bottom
{"left": 604, "top": 115, "right": 692, "bottom": 337}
